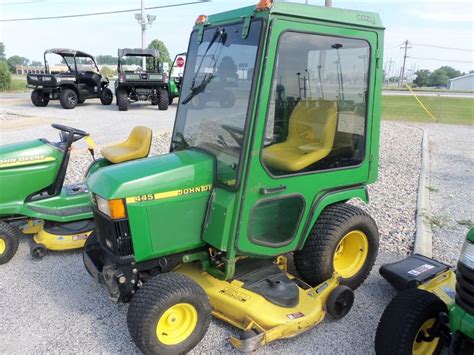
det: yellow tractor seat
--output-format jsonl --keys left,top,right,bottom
{"left": 101, "top": 126, "right": 152, "bottom": 164}
{"left": 263, "top": 99, "right": 338, "bottom": 172}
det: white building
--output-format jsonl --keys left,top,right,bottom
{"left": 447, "top": 73, "right": 474, "bottom": 91}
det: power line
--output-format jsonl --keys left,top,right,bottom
{"left": 0, "top": 1, "right": 210, "bottom": 22}
{"left": 411, "top": 43, "right": 474, "bottom": 52}
{"left": 408, "top": 56, "right": 474, "bottom": 64}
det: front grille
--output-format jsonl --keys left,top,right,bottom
{"left": 136, "top": 88, "right": 152, "bottom": 94}
{"left": 95, "top": 209, "right": 134, "bottom": 258}
{"left": 456, "top": 262, "right": 474, "bottom": 315}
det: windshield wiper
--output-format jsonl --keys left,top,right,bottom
{"left": 182, "top": 28, "right": 226, "bottom": 105}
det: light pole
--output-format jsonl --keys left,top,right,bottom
{"left": 135, "top": 0, "right": 156, "bottom": 69}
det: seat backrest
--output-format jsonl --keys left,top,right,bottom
{"left": 286, "top": 99, "right": 338, "bottom": 149}
{"left": 127, "top": 126, "right": 152, "bottom": 149}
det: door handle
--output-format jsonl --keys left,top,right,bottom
{"left": 260, "top": 185, "right": 287, "bottom": 195}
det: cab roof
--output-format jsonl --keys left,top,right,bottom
{"left": 201, "top": 2, "right": 383, "bottom": 30}
{"left": 44, "top": 48, "right": 94, "bottom": 58}
{"left": 118, "top": 48, "right": 160, "bottom": 58}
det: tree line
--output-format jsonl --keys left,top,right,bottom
{"left": 413, "top": 66, "right": 472, "bottom": 87}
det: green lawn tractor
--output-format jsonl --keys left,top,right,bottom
{"left": 375, "top": 228, "right": 474, "bottom": 354}
{"left": 168, "top": 53, "right": 186, "bottom": 105}
{"left": 83, "top": 1, "right": 384, "bottom": 353}
{"left": 0, "top": 124, "right": 152, "bottom": 264}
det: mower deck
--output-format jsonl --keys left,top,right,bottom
{"left": 176, "top": 260, "right": 339, "bottom": 351}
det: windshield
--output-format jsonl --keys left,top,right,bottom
{"left": 172, "top": 20, "right": 262, "bottom": 188}
{"left": 120, "top": 56, "right": 159, "bottom": 72}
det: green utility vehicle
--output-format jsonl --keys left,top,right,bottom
{"left": 84, "top": 1, "right": 384, "bottom": 353}
{"left": 26, "top": 49, "right": 113, "bottom": 109}
{"left": 0, "top": 124, "right": 152, "bottom": 263}
{"left": 168, "top": 52, "right": 186, "bottom": 105}
{"left": 115, "top": 48, "right": 169, "bottom": 111}
{"left": 375, "top": 229, "right": 474, "bottom": 354}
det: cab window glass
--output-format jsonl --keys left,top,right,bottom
{"left": 262, "top": 32, "right": 370, "bottom": 175}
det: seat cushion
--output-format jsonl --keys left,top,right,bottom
{"left": 101, "top": 126, "right": 152, "bottom": 163}
{"left": 263, "top": 143, "right": 331, "bottom": 172}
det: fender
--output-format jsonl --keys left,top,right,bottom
{"left": 296, "top": 185, "right": 369, "bottom": 250}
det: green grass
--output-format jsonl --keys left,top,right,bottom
{"left": 1, "top": 74, "right": 27, "bottom": 92}
{"left": 382, "top": 95, "right": 474, "bottom": 125}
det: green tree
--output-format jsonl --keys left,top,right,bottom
{"left": 437, "top": 66, "right": 462, "bottom": 79}
{"left": 147, "top": 39, "right": 171, "bottom": 65}
{"left": 7, "top": 55, "right": 30, "bottom": 72}
{"left": 31, "top": 60, "right": 43, "bottom": 67}
{"left": 96, "top": 54, "right": 118, "bottom": 65}
{"left": 0, "top": 43, "right": 5, "bottom": 60}
{"left": 429, "top": 68, "right": 450, "bottom": 87}
{"left": 0, "top": 60, "right": 12, "bottom": 90}
{"left": 413, "top": 69, "right": 431, "bottom": 87}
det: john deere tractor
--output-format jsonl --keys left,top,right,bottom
{"left": 375, "top": 228, "right": 474, "bottom": 354}
{"left": 83, "top": 1, "right": 384, "bottom": 353}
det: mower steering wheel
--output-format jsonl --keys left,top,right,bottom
{"left": 52, "top": 123, "right": 89, "bottom": 143}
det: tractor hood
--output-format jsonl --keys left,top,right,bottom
{"left": 88, "top": 150, "right": 214, "bottom": 201}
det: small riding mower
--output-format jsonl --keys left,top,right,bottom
{"left": 168, "top": 53, "right": 186, "bottom": 105}
{"left": 0, "top": 124, "right": 152, "bottom": 264}
{"left": 83, "top": 1, "right": 384, "bottom": 353}
{"left": 26, "top": 48, "right": 113, "bottom": 110}
{"left": 375, "top": 228, "right": 474, "bottom": 354}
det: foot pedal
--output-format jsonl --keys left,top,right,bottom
{"left": 380, "top": 254, "right": 450, "bottom": 291}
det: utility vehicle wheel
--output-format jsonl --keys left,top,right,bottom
{"left": 31, "top": 89, "right": 49, "bottom": 107}
{"left": 78, "top": 98, "right": 86, "bottom": 104}
{"left": 326, "top": 285, "right": 354, "bottom": 319}
{"left": 218, "top": 90, "right": 235, "bottom": 108}
{"left": 59, "top": 88, "right": 78, "bottom": 109}
{"left": 0, "top": 221, "right": 20, "bottom": 265}
{"left": 375, "top": 288, "right": 447, "bottom": 355}
{"left": 189, "top": 95, "right": 206, "bottom": 110}
{"left": 100, "top": 87, "right": 113, "bottom": 105}
{"left": 127, "top": 272, "right": 211, "bottom": 354}
{"left": 294, "top": 203, "right": 379, "bottom": 290}
{"left": 157, "top": 88, "right": 169, "bottom": 110}
{"left": 117, "top": 89, "right": 129, "bottom": 111}
{"left": 31, "top": 243, "right": 47, "bottom": 259}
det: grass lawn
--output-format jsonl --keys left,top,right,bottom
{"left": 1, "top": 75, "right": 27, "bottom": 92}
{"left": 382, "top": 95, "right": 474, "bottom": 126}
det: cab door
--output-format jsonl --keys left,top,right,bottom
{"left": 236, "top": 18, "right": 380, "bottom": 256}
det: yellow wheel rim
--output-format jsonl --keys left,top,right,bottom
{"left": 333, "top": 230, "right": 369, "bottom": 278}
{"left": 156, "top": 303, "right": 198, "bottom": 345}
{"left": 0, "top": 239, "right": 5, "bottom": 255}
{"left": 412, "top": 319, "right": 439, "bottom": 354}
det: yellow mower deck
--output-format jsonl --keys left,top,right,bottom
{"left": 176, "top": 262, "right": 340, "bottom": 351}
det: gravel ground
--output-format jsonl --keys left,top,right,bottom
{"left": 421, "top": 123, "right": 474, "bottom": 265}
{"left": 0, "top": 98, "right": 423, "bottom": 354}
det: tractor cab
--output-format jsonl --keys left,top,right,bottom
{"left": 84, "top": 1, "right": 384, "bottom": 352}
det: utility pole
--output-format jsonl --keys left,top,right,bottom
{"left": 135, "top": 0, "right": 156, "bottom": 69}
{"left": 386, "top": 58, "right": 394, "bottom": 87}
{"left": 398, "top": 40, "right": 411, "bottom": 87}
{"left": 325, "top": 0, "right": 333, "bottom": 7}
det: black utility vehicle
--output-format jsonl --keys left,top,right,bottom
{"left": 115, "top": 48, "right": 169, "bottom": 111}
{"left": 26, "top": 49, "right": 113, "bottom": 110}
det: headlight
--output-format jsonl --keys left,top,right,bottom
{"left": 459, "top": 239, "right": 474, "bottom": 269}
{"left": 95, "top": 195, "right": 126, "bottom": 220}
{"left": 29, "top": 75, "right": 37, "bottom": 80}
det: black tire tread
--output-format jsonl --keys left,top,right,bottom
{"left": 117, "top": 89, "right": 129, "bottom": 111}
{"left": 294, "top": 202, "right": 379, "bottom": 290}
{"left": 0, "top": 221, "right": 21, "bottom": 265}
{"left": 157, "top": 88, "right": 169, "bottom": 110}
{"left": 31, "top": 89, "right": 49, "bottom": 107}
{"left": 127, "top": 272, "right": 211, "bottom": 354}
{"left": 100, "top": 87, "right": 113, "bottom": 105}
{"left": 375, "top": 288, "right": 447, "bottom": 355}
{"left": 59, "top": 88, "right": 78, "bottom": 109}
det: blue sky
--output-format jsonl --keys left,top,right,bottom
{"left": 1, "top": 0, "right": 473, "bottom": 75}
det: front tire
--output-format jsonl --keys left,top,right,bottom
{"left": 375, "top": 288, "right": 448, "bottom": 355}
{"left": 100, "top": 87, "right": 113, "bottom": 105}
{"left": 59, "top": 88, "right": 78, "bottom": 109}
{"left": 294, "top": 203, "right": 379, "bottom": 290}
{"left": 117, "top": 89, "right": 129, "bottom": 111}
{"left": 0, "top": 221, "right": 20, "bottom": 265}
{"left": 157, "top": 87, "right": 169, "bottom": 111}
{"left": 31, "top": 89, "right": 49, "bottom": 107}
{"left": 127, "top": 272, "right": 211, "bottom": 354}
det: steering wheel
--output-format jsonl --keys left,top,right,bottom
{"left": 52, "top": 123, "right": 89, "bottom": 143}
{"left": 221, "top": 124, "right": 245, "bottom": 148}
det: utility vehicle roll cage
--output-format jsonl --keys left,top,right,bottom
{"left": 43, "top": 48, "right": 100, "bottom": 74}
{"left": 117, "top": 48, "right": 160, "bottom": 72}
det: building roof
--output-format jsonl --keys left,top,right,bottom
{"left": 447, "top": 73, "right": 474, "bottom": 82}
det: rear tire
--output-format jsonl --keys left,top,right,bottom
{"left": 78, "top": 98, "right": 86, "bottom": 104}
{"left": 0, "top": 221, "right": 20, "bottom": 265}
{"left": 375, "top": 288, "right": 447, "bottom": 355}
{"left": 31, "top": 89, "right": 49, "bottom": 107}
{"left": 117, "top": 89, "right": 129, "bottom": 111}
{"left": 157, "top": 88, "right": 169, "bottom": 111}
{"left": 100, "top": 87, "right": 113, "bottom": 105}
{"left": 59, "top": 88, "right": 78, "bottom": 109}
{"left": 127, "top": 272, "right": 211, "bottom": 354}
{"left": 294, "top": 203, "right": 379, "bottom": 290}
